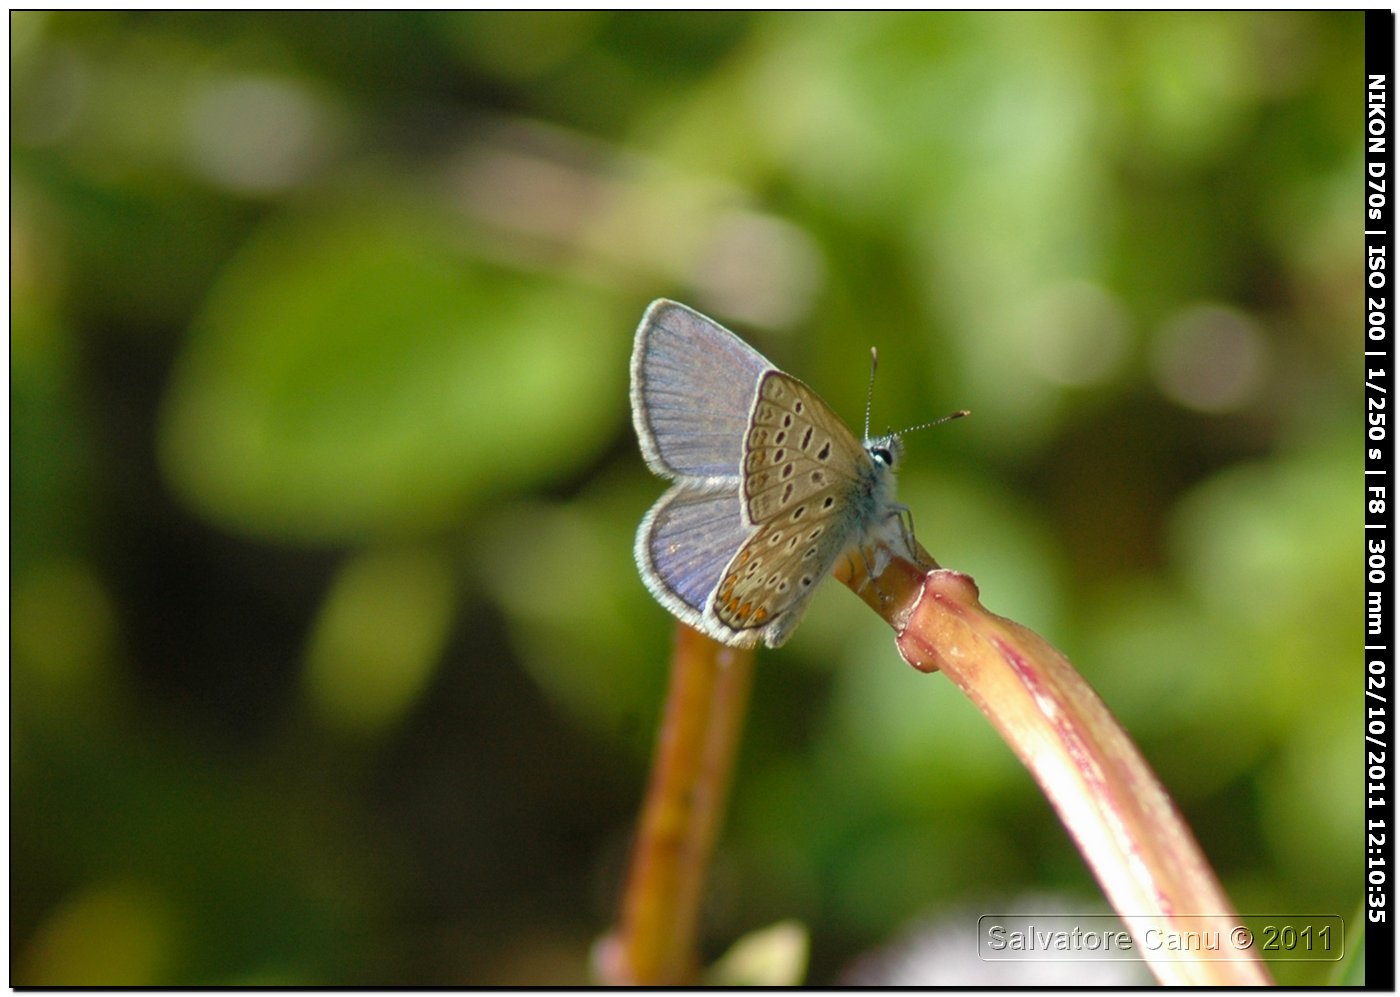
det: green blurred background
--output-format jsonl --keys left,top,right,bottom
{"left": 11, "top": 10, "right": 1363, "bottom": 985}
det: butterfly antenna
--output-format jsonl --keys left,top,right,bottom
{"left": 900, "top": 409, "right": 971, "bottom": 436}
{"left": 864, "top": 347, "right": 878, "bottom": 441}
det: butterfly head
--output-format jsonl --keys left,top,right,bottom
{"left": 865, "top": 433, "right": 904, "bottom": 471}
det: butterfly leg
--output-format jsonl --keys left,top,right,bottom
{"left": 887, "top": 503, "right": 937, "bottom": 570}
{"left": 857, "top": 545, "right": 883, "bottom": 602}
{"left": 893, "top": 503, "right": 915, "bottom": 548}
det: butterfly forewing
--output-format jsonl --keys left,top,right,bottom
{"left": 630, "top": 301, "right": 773, "bottom": 479}
{"left": 741, "top": 372, "right": 870, "bottom": 524}
{"left": 710, "top": 372, "right": 874, "bottom": 643}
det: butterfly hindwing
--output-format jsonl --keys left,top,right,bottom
{"left": 636, "top": 481, "right": 755, "bottom": 644}
{"left": 708, "top": 372, "right": 876, "bottom": 646}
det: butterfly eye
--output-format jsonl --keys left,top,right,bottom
{"left": 871, "top": 447, "right": 893, "bottom": 466}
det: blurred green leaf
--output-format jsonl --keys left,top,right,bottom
{"left": 473, "top": 473, "right": 669, "bottom": 747}
{"left": 159, "top": 198, "right": 626, "bottom": 541}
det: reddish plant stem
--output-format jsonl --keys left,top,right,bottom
{"left": 837, "top": 541, "right": 1274, "bottom": 986}
{"left": 596, "top": 625, "right": 756, "bottom": 986}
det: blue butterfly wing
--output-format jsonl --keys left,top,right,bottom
{"left": 630, "top": 299, "right": 774, "bottom": 480}
{"left": 634, "top": 481, "right": 755, "bottom": 645}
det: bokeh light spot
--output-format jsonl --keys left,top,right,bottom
{"left": 1151, "top": 303, "right": 1270, "bottom": 412}
{"left": 12, "top": 557, "right": 115, "bottom": 688}
{"left": 305, "top": 546, "right": 456, "bottom": 735}
{"left": 185, "top": 75, "right": 337, "bottom": 194}
{"left": 1023, "top": 280, "right": 1130, "bottom": 388}
{"left": 18, "top": 881, "right": 177, "bottom": 986}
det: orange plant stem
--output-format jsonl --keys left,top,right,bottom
{"left": 837, "top": 542, "right": 1273, "bottom": 986}
{"left": 596, "top": 625, "right": 756, "bottom": 985}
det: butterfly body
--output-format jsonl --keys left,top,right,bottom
{"left": 631, "top": 300, "right": 908, "bottom": 649}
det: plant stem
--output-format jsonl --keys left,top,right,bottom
{"left": 836, "top": 540, "right": 1275, "bottom": 986}
{"left": 595, "top": 626, "right": 756, "bottom": 985}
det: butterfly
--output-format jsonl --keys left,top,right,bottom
{"left": 630, "top": 299, "right": 959, "bottom": 648}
